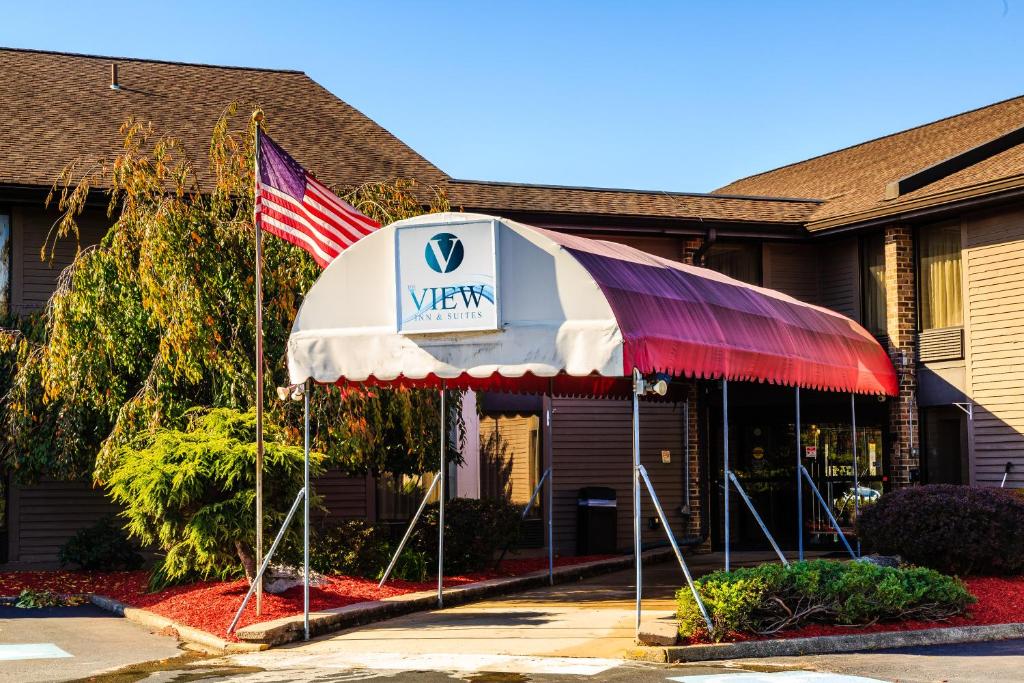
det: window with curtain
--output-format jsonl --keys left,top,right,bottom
{"left": 918, "top": 222, "right": 963, "bottom": 330}
{"left": 0, "top": 212, "right": 9, "bottom": 317}
{"left": 703, "top": 242, "right": 762, "bottom": 285}
{"left": 860, "top": 232, "right": 887, "bottom": 335}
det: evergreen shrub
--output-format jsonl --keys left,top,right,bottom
{"left": 107, "top": 407, "right": 324, "bottom": 589}
{"left": 677, "top": 559, "right": 973, "bottom": 641}
{"left": 58, "top": 515, "right": 144, "bottom": 571}
{"left": 857, "top": 484, "right": 1024, "bottom": 576}
{"left": 414, "top": 497, "right": 521, "bottom": 574}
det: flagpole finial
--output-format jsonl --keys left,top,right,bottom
{"left": 253, "top": 110, "right": 265, "bottom": 125}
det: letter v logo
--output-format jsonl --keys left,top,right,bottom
{"left": 424, "top": 233, "right": 465, "bottom": 273}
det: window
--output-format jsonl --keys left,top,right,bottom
{"left": 703, "top": 242, "right": 762, "bottom": 285}
{"left": 0, "top": 211, "right": 9, "bottom": 317}
{"left": 918, "top": 222, "right": 963, "bottom": 330}
{"left": 860, "top": 232, "right": 887, "bottom": 335}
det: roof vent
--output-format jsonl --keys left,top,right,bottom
{"left": 110, "top": 63, "right": 121, "bottom": 91}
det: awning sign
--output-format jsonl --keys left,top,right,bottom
{"left": 396, "top": 220, "right": 500, "bottom": 334}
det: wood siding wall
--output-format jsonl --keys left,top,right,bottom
{"left": 8, "top": 479, "right": 118, "bottom": 566}
{"left": 598, "top": 235, "right": 683, "bottom": 261}
{"left": 549, "top": 397, "right": 691, "bottom": 553}
{"left": 762, "top": 243, "right": 820, "bottom": 304}
{"left": 316, "top": 470, "right": 369, "bottom": 522}
{"left": 10, "top": 205, "right": 108, "bottom": 313}
{"left": 817, "top": 238, "right": 860, "bottom": 319}
{"left": 962, "top": 208, "right": 1024, "bottom": 487}
{"left": 479, "top": 414, "right": 539, "bottom": 505}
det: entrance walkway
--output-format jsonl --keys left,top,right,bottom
{"left": 224, "top": 550, "right": 818, "bottom": 674}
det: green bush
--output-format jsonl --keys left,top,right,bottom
{"left": 59, "top": 515, "right": 144, "bottom": 571}
{"left": 677, "top": 560, "right": 974, "bottom": 641}
{"left": 107, "top": 408, "right": 326, "bottom": 589}
{"left": 858, "top": 484, "right": 1024, "bottom": 576}
{"left": 295, "top": 521, "right": 393, "bottom": 578}
{"left": 413, "top": 497, "right": 521, "bottom": 575}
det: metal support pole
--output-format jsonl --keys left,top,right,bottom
{"left": 303, "top": 380, "right": 311, "bottom": 641}
{"left": 796, "top": 386, "right": 803, "bottom": 561}
{"left": 227, "top": 485, "right": 306, "bottom": 634}
{"left": 632, "top": 368, "right": 642, "bottom": 638}
{"left": 728, "top": 472, "right": 789, "bottom": 566}
{"left": 438, "top": 384, "right": 446, "bottom": 608}
{"left": 253, "top": 124, "right": 265, "bottom": 615}
{"left": 544, "top": 388, "right": 554, "bottom": 585}
{"left": 800, "top": 465, "right": 856, "bottom": 559}
{"left": 723, "top": 379, "right": 730, "bottom": 572}
{"left": 378, "top": 473, "right": 440, "bottom": 587}
{"left": 638, "top": 465, "right": 713, "bottom": 634}
{"left": 851, "top": 393, "right": 861, "bottom": 557}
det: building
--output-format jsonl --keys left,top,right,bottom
{"left": 2, "top": 46, "right": 1023, "bottom": 565}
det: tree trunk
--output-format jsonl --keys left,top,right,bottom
{"left": 235, "top": 540, "right": 258, "bottom": 584}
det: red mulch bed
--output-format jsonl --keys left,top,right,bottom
{"left": 0, "top": 555, "right": 611, "bottom": 640}
{"left": 683, "top": 575, "right": 1024, "bottom": 645}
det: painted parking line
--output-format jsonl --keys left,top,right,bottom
{"left": 668, "top": 672, "right": 885, "bottom": 683}
{"left": 0, "top": 643, "right": 73, "bottom": 661}
{"left": 226, "top": 651, "right": 621, "bottom": 676}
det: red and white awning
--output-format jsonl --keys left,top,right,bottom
{"left": 287, "top": 213, "right": 897, "bottom": 396}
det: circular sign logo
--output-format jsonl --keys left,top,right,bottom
{"left": 425, "top": 232, "right": 465, "bottom": 273}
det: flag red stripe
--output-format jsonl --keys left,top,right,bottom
{"left": 257, "top": 202, "right": 344, "bottom": 259}
{"left": 259, "top": 213, "right": 336, "bottom": 267}
{"left": 258, "top": 185, "right": 356, "bottom": 249}
{"left": 298, "top": 192, "right": 367, "bottom": 245}
{"left": 304, "top": 180, "right": 380, "bottom": 232}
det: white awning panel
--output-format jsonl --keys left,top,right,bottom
{"left": 287, "top": 213, "right": 624, "bottom": 385}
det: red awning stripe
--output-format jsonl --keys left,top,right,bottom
{"left": 543, "top": 229, "right": 897, "bottom": 396}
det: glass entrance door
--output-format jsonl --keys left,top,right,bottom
{"left": 801, "top": 424, "right": 884, "bottom": 548}
{"left": 710, "top": 383, "right": 889, "bottom": 553}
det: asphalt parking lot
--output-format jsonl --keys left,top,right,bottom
{"left": 0, "top": 603, "right": 184, "bottom": 682}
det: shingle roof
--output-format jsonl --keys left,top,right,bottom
{"left": 715, "top": 94, "right": 1024, "bottom": 230}
{"left": 0, "top": 47, "right": 819, "bottom": 229}
{"left": 0, "top": 47, "right": 449, "bottom": 191}
{"left": 448, "top": 179, "right": 819, "bottom": 224}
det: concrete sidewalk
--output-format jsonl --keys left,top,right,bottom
{"left": 221, "top": 550, "right": 813, "bottom": 669}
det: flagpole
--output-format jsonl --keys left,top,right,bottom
{"left": 253, "top": 116, "right": 265, "bottom": 615}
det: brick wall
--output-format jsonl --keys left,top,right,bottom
{"left": 884, "top": 224, "right": 920, "bottom": 485}
{"left": 682, "top": 236, "right": 704, "bottom": 265}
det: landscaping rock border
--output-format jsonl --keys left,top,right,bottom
{"left": 627, "top": 621, "right": 1024, "bottom": 663}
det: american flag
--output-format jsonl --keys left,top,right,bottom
{"left": 255, "top": 130, "right": 380, "bottom": 267}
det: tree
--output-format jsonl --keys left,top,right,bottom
{"left": 1, "top": 106, "right": 460, "bottom": 486}
{"left": 108, "top": 407, "right": 322, "bottom": 588}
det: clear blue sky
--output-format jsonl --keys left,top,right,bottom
{"left": 4, "top": 1, "right": 1022, "bottom": 193}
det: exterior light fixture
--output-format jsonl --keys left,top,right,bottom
{"left": 635, "top": 373, "right": 670, "bottom": 396}
{"left": 276, "top": 384, "right": 306, "bottom": 401}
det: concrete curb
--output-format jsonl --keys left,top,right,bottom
{"left": 626, "top": 621, "right": 1024, "bottom": 663}
{"left": 89, "top": 594, "right": 268, "bottom": 654}
{"left": 236, "top": 549, "right": 672, "bottom": 646}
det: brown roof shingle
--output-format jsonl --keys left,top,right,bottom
{"left": 0, "top": 47, "right": 822, "bottom": 229}
{"left": 448, "top": 179, "right": 819, "bottom": 224}
{"left": 715, "top": 94, "right": 1024, "bottom": 229}
{"left": 0, "top": 47, "right": 449, "bottom": 191}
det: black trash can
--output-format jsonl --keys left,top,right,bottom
{"left": 577, "top": 486, "right": 617, "bottom": 555}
